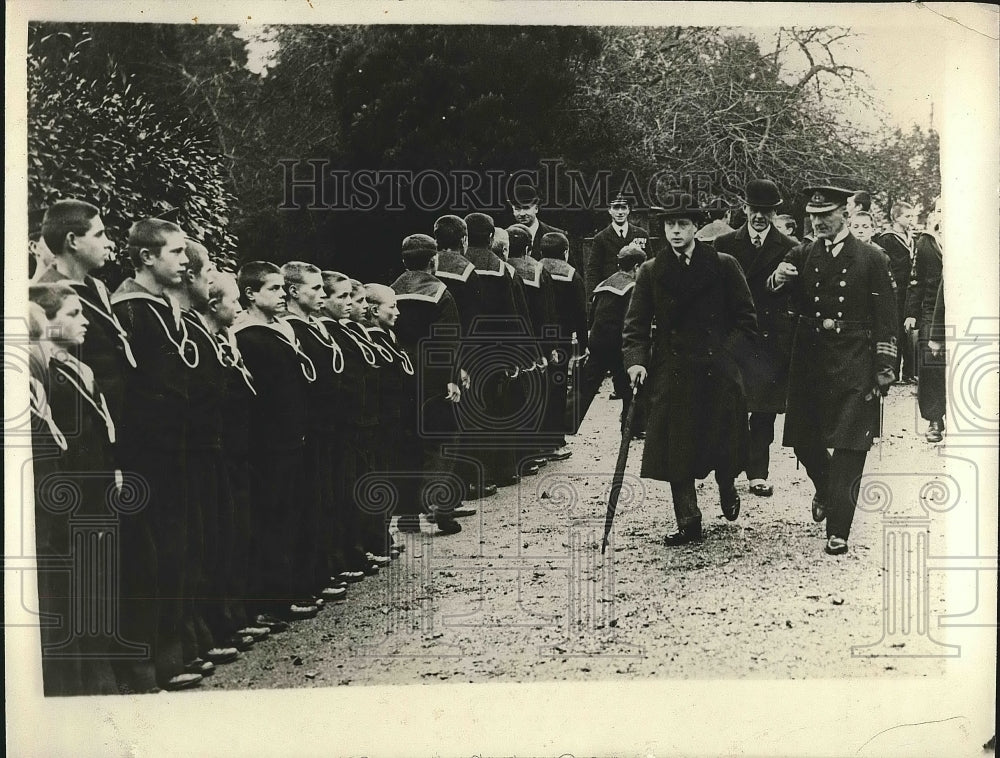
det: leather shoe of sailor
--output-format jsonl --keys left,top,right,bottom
{"left": 811, "top": 494, "right": 827, "bottom": 523}
{"left": 205, "top": 647, "right": 239, "bottom": 664}
{"left": 320, "top": 585, "right": 347, "bottom": 600}
{"left": 925, "top": 419, "right": 944, "bottom": 443}
{"left": 748, "top": 479, "right": 774, "bottom": 497}
{"left": 824, "top": 536, "right": 849, "bottom": 555}
{"left": 465, "top": 482, "right": 498, "bottom": 500}
{"left": 544, "top": 446, "right": 573, "bottom": 462}
{"left": 663, "top": 522, "right": 703, "bottom": 547}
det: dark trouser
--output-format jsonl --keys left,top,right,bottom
{"left": 794, "top": 445, "right": 868, "bottom": 540}
{"left": 182, "top": 448, "right": 221, "bottom": 660}
{"left": 917, "top": 325, "right": 947, "bottom": 422}
{"left": 567, "top": 347, "right": 633, "bottom": 435}
{"left": 223, "top": 454, "right": 250, "bottom": 630}
{"left": 541, "top": 344, "right": 571, "bottom": 449}
{"left": 298, "top": 433, "right": 332, "bottom": 594}
{"left": 669, "top": 472, "right": 736, "bottom": 531}
{"left": 117, "top": 444, "right": 188, "bottom": 688}
{"left": 897, "top": 293, "right": 916, "bottom": 379}
{"left": 746, "top": 412, "right": 777, "bottom": 481}
{"left": 334, "top": 426, "right": 385, "bottom": 568}
{"left": 420, "top": 396, "right": 463, "bottom": 518}
{"left": 248, "top": 449, "right": 303, "bottom": 616}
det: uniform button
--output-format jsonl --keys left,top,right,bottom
{"left": 815, "top": 312, "right": 821, "bottom": 317}
{"left": 839, "top": 296, "right": 844, "bottom": 302}
{"left": 842, "top": 268, "right": 847, "bottom": 273}
{"left": 815, "top": 283, "right": 820, "bottom": 288}
{"left": 837, "top": 312, "right": 843, "bottom": 317}
{"left": 707, "top": 349, "right": 713, "bottom": 356}
{"left": 814, "top": 296, "right": 820, "bottom": 302}
{"left": 840, "top": 281, "right": 846, "bottom": 287}
{"left": 762, "top": 331, "right": 769, "bottom": 337}
{"left": 814, "top": 268, "right": 819, "bottom": 272}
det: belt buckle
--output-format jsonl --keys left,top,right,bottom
{"left": 821, "top": 318, "right": 835, "bottom": 331}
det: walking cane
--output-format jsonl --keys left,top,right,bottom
{"left": 601, "top": 383, "right": 641, "bottom": 555}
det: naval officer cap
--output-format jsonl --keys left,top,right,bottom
{"left": 803, "top": 186, "right": 854, "bottom": 213}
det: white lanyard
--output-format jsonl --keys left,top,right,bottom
{"left": 369, "top": 328, "right": 414, "bottom": 375}
{"left": 185, "top": 312, "right": 228, "bottom": 367}
{"left": 145, "top": 300, "right": 200, "bottom": 369}
{"left": 215, "top": 333, "right": 257, "bottom": 396}
{"left": 289, "top": 315, "right": 345, "bottom": 374}
{"left": 83, "top": 286, "right": 139, "bottom": 368}
{"left": 337, "top": 321, "right": 379, "bottom": 366}
{"left": 269, "top": 322, "right": 317, "bottom": 382}
{"left": 52, "top": 359, "right": 117, "bottom": 445}
{"left": 29, "top": 376, "right": 68, "bottom": 451}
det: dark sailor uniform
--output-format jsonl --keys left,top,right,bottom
{"left": 874, "top": 229, "right": 915, "bottom": 379}
{"left": 232, "top": 318, "right": 313, "bottom": 617}
{"left": 31, "top": 348, "right": 121, "bottom": 696}
{"left": 36, "top": 267, "right": 137, "bottom": 424}
{"left": 286, "top": 313, "right": 347, "bottom": 590}
{"left": 569, "top": 269, "right": 638, "bottom": 433}
{"left": 906, "top": 231, "right": 945, "bottom": 423}
{"left": 538, "top": 257, "right": 588, "bottom": 451}
{"left": 769, "top": 233, "right": 898, "bottom": 540}
{"left": 214, "top": 331, "right": 256, "bottom": 631}
{"left": 390, "top": 270, "right": 464, "bottom": 519}
{"left": 112, "top": 279, "right": 195, "bottom": 689}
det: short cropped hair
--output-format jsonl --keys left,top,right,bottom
{"left": 281, "top": 261, "right": 322, "bottom": 290}
{"left": 506, "top": 224, "right": 532, "bottom": 258}
{"left": 890, "top": 202, "right": 913, "bottom": 222}
{"left": 464, "top": 212, "right": 495, "bottom": 247}
{"left": 775, "top": 214, "right": 797, "bottom": 233}
{"left": 42, "top": 199, "right": 100, "bottom": 255}
{"left": 539, "top": 232, "right": 569, "bottom": 259}
{"left": 184, "top": 239, "right": 211, "bottom": 277}
{"left": 851, "top": 191, "right": 871, "bottom": 212}
{"left": 126, "top": 218, "right": 183, "bottom": 268}
{"left": 349, "top": 278, "right": 364, "bottom": 296}
{"left": 321, "top": 270, "right": 351, "bottom": 296}
{"left": 433, "top": 215, "right": 467, "bottom": 252}
{"left": 29, "top": 283, "right": 78, "bottom": 320}
{"left": 364, "top": 283, "right": 395, "bottom": 306}
{"left": 850, "top": 211, "right": 875, "bottom": 225}
{"left": 28, "top": 302, "right": 46, "bottom": 341}
{"left": 209, "top": 271, "right": 238, "bottom": 302}
{"left": 237, "top": 261, "right": 282, "bottom": 308}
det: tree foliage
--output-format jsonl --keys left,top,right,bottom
{"left": 27, "top": 26, "right": 241, "bottom": 270}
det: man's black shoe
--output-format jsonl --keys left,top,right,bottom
{"left": 811, "top": 494, "right": 826, "bottom": 523}
{"left": 431, "top": 515, "right": 462, "bottom": 535}
{"left": 720, "top": 483, "right": 741, "bottom": 521}
{"left": 663, "top": 524, "right": 703, "bottom": 546}
{"left": 497, "top": 474, "right": 521, "bottom": 488}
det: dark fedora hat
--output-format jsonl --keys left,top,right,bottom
{"left": 744, "top": 179, "right": 782, "bottom": 209}
{"left": 652, "top": 192, "right": 708, "bottom": 224}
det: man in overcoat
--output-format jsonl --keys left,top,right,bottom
{"left": 713, "top": 179, "right": 797, "bottom": 498}
{"left": 769, "top": 186, "right": 898, "bottom": 556}
{"left": 623, "top": 193, "right": 757, "bottom": 546}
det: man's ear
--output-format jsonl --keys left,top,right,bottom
{"left": 138, "top": 247, "right": 156, "bottom": 267}
{"left": 243, "top": 286, "right": 255, "bottom": 304}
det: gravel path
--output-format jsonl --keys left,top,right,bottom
{"left": 204, "top": 382, "right": 949, "bottom": 691}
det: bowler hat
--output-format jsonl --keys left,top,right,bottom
{"left": 744, "top": 179, "right": 782, "bottom": 209}
{"left": 508, "top": 181, "right": 541, "bottom": 207}
{"left": 652, "top": 192, "right": 708, "bottom": 224}
{"left": 803, "top": 185, "right": 853, "bottom": 213}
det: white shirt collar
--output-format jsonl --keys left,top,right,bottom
{"left": 612, "top": 221, "right": 629, "bottom": 236}
{"left": 750, "top": 225, "right": 770, "bottom": 245}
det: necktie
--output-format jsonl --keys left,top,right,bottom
{"left": 677, "top": 252, "right": 689, "bottom": 266}
{"left": 752, "top": 235, "right": 762, "bottom": 249}
{"left": 618, "top": 227, "right": 625, "bottom": 239}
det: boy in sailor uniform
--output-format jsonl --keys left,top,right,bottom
{"left": 319, "top": 272, "right": 388, "bottom": 577}
{"left": 281, "top": 262, "right": 351, "bottom": 602}
{"left": 364, "top": 283, "right": 418, "bottom": 551}
{"left": 28, "top": 284, "right": 120, "bottom": 696}
{"left": 390, "top": 235, "right": 465, "bottom": 535}
{"left": 568, "top": 242, "right": 646, "bottom": 434}
{"left": 233, "top": 262, "right": 318, "bottom": 622}
{"left": 171, "top": 240, "right": 241, "bottom": 674}
{"left": 538, "top": 232, "right": 588, "bottom": 462}
{"left": 111, "top": 218, "right": 200, "bottom": 691}
{"left": 195, "top": 272, "right": 280, "bottom": 638}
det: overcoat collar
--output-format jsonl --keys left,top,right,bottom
{"left": 654, "top": 240, "right": 719, "bottom": 311}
